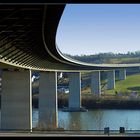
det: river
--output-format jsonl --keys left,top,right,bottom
{"left": 32, "top": 108, "right": 140, "bottom": 131}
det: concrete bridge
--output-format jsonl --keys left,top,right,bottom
{"left": 0, "top": 4, "right": 139, "bottom": 131}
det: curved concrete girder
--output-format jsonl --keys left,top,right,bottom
{"left": 43, "top": 5, "right": 140, "bottom": 71}
{"left": 0, "top": 4, "right": 139, "bottom": 71}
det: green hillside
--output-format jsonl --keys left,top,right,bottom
{"left": 107, "top": 73, "right": 140, "bottom": 95}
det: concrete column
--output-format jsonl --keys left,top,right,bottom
{"left": 118, "top": 69, "right": 126, "bottom": 80}
{"left": 91, "top": 71, "right": 101, "bottom": 95}
{"left": 0, "top": 69, "right": 2, "bottom": 93}
{"left": 68, "top": 72, "right": 81, "bottom": 109}
{"left": 1, "top": 70, "right": 32, "bottom": 130}
{"left": 39, "top": 71, "right": 57, "bottom": 129}
{"left": 107, "top": 70, "right": 115, "bottom": 90}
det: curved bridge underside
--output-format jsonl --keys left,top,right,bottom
{"left": 0, "top": 4, "right": 140, "bottom": 72}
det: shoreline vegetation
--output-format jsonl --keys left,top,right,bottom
{"left": 32, "top": 94, "right": 140, "bottom": 109}
{"left": 65, "top": 51, "right": 140, "bottom": 64}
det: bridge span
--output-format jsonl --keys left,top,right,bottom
{"left": 0, "top": 4, "right": 140, "bottom": 131}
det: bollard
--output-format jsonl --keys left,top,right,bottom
{"left": 104, "top": 127, "right": 110, "bottom": 135}
{"left": 119, "top": 127, "right": 125, "bottom": 133}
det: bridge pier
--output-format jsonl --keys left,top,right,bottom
{"left": 38, "top": 71, "right": 58, "bottom": 129}
{"left": 1, "top": 70, "right": 32, "bottom": 130}
{"left": 68, "top": 72, "right": 81, "bottom": 111}
{"left": 91, "top": 71, "right": 101, "bottom": 95}
{"left": 118, "top": 69, "right": 126, "bottom": 80}
{"left": 107, "top": 70, "right": 115, "bottom": 90}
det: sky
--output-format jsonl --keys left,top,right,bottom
{"left": 56, "top": 4, "right": 140, "bottom": 56}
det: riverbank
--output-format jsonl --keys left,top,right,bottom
{"left": 32, "top": 93, "right": 140, "bottom": 109}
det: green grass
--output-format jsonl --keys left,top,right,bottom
{"left": 107, "top": 73, "right": 140, "bottom": 95}
{"left": 109, "top": 57, "right": 140, "bottom": 64}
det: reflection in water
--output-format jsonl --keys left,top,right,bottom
{"left": 1, "top": 108, "right": 140, "bottom": 130}
{"left": 32, "top": 109, "right": 38, "bottom": 128}
{"left": 58, "top": 111, "right": 83, "bottom": 130}
{"left": 68, "top": 112, "right": 82, "bottom": 130}
{"left": 58, "top": 109, "right": 140, "bottom": 130}
{"left": 93, "top": 109, "right": 104, "bottom": 130}
{"left": 9, "top": 108, "right": 140, "bottom": 131}
{"left": 32, "top": 109, "right": 140, "bottom": 130}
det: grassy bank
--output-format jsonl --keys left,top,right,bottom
{"left": 107, "top": 73, "right": 140, "bottom": 95}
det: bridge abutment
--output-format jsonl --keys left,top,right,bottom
{"left": 1, "top": 70, "right": 32, "bottom": 130}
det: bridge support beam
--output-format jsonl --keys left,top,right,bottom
{"left": 107, "top": 70, "right": 115, "bottom": 90}
{"left": 91, "top": 71, "right": 101, "bottom": 95}
{"left": 68, "top": 72, "right": 81, "bottom": 110}
{"left": 1, "top": 70, "right": 32, "bottom": 130}
{"left": 38, "top": 71, "right": 58, "bottom": 129}
{"left": 118, "top": 69, "right": 126, "bottom": 80}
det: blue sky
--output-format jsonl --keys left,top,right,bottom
{"left": 56, "top": 4, "right": 140, "bottom": 55}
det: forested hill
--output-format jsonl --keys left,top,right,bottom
{"left": 64, "top": 51, "right": 140, "bottom": 64}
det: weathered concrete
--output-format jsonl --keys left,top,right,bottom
{"left": 118, "top": 69, "right": 126, "bottom": 80}
{"left": 0, "top": 69, "right": 2, "bottom": 93}
{"left": 68, "top": 72, "right": 81, "bottom": 109}
{"left": 107, "top": 70, "right": 115, "bottom": 90}
{"left": 1, "top": 70, "right": 32, "bottom": 130}
{"left": 38, "top": 71, "right": 58, "bottom": 129}
{"left": 91, "top": 71, "right": 101, "bottom": 95}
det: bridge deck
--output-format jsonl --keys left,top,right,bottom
{"left": 0, "top": 4, "right": 139, "bottom": 71}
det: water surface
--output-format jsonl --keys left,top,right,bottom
{"left": 32, "top": 109, "right": 140, "bottom": 131}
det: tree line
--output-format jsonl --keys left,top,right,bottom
{"left": 64, "top": 51, "right": 140, "bottom": 63}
